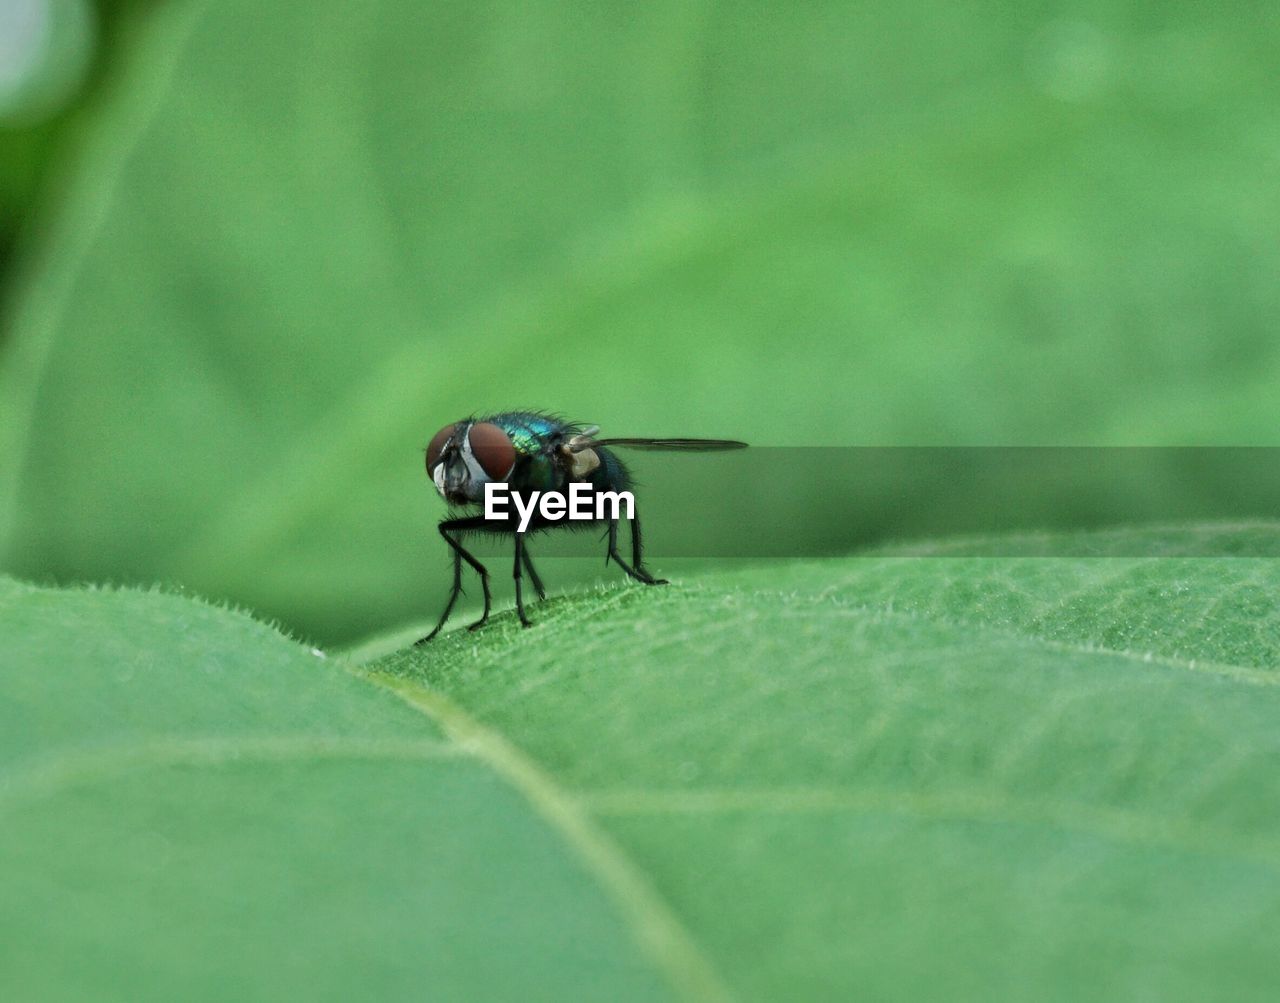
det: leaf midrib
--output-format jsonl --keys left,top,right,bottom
{"left": 360, "top": 670, "right": 737, "bottom": 1003}
{"left": 0, "top": 678, "right": 738, "bottom": 1003}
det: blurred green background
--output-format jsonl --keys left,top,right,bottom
{"left": 2, "top": 0, "right": 1279, "bottom": 646}
{"left": 0, "top": 0, "right": 151, "bottom": 267}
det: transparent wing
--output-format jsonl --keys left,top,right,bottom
{"left": 566, "top": 435, "right": 748, "bottom": 453}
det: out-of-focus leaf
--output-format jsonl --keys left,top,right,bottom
{"left": 3, "top": 1, "right": 1279, "bottom": 642}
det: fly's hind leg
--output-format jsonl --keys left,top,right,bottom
{"left": 628, "top": 509, "right": 668, "bottom": 584}
{"left": 608, "top": 514, "right": 667, "bottom": 586}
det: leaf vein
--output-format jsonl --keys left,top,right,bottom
{"left": 360, "top": 669, "right": 737, "bottom": 1003}
{"left": 581, "top": 786, "right": 1280, "bottom": 873}
{"left": 0, "top": 734, "right": 461, "bottom": 814}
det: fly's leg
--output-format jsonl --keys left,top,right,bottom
{"left": 628, "top": 509, "right": 668, "bottom": 585}
{"left": 416, "top": 546, "right": 462, "bottom": 644}
{"left": 416, "top": 516, "right": 492, "bottom": 642}
{"left": 520, "top": 543, "right": 548, "bottom": 601}
{"left": 513, "top": 533, "right": 534, "bottom": 628}
{"left": 608, "top": 516, "right": 667, "bottom": 586}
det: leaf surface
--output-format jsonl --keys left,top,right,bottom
{"left": 370, "top": 525, "right": 1280, "bottom": 1002}
{"left": 0, "top": 578, "right": 690, "bottom": 1003}
{"left": 7, "top": 525, "right": 1280, "bottom": 1000}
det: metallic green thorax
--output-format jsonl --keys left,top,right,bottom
{"left": 484, "top": 411, "right": 629, "bottom": 495}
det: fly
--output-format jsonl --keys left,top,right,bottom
{"left": 418, "top": 411, "right": 746, "bottom": 642}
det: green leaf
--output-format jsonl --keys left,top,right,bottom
{"left": 7, "top": 525, "right": 1280, "bottom": 1000}
{"left": 4, "top": 1, "right": 1280, "bottom": 644}
{"left": 368, "top": 524, "right": 1280, "bottom": 1002}
{"left": 0, "top": 578, "right": 705, "bottom": 1002}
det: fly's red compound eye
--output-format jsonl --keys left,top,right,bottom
{"left": 426, "top": 423, "right": 457, "bottom": 472}
{"left": 467, "top": 422, "right": 516, "bottom": 480}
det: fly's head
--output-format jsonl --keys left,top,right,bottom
{"left": 425, "top": 420, "right": 516, "bottom": 505}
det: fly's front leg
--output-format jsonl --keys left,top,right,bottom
{"left": 416, "top": 545, "right": 462, "bottom": 644}
{"left": 513, "top": 533, "right": 534, "bottom": 628}
{"left": 608, "top": 517, "right": 667, "bottom": 586}
{"left": 418, "top": 516, "right": 492, "bottom": 641}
